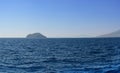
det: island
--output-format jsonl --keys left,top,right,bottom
{"left": 26, "top": 33, "right": 47, "bottom": 39}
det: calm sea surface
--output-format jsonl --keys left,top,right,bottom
{"left": 0, "top": 38, "right": 120, "bottom": 73}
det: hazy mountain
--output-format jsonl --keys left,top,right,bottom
{"left": 26, "top": 33, "right": 47, "bottom": 39}
{"left": 99, "top": 30, "right": 120, "bottom": 37}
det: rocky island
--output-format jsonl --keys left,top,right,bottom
{"left": 26, "top": 33, "right": 47, "bottom": 39}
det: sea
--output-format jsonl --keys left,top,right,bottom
{"left": 0, "top": 38, "right": 120, "bottom": 73}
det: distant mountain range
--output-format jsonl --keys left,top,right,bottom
{"left": 99, "top": 30, "right": 120, "bottom": 37}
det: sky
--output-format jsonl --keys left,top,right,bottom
{"left": 0, "top": 0, "right": 120, "bottom": 38}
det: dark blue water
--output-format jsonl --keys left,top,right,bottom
{"left": 0, "top": 38, "right": 120, "bottom": 73}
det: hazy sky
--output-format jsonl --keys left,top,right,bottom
{"left": 0, "top": 0, "right": 120, "bottom": 37}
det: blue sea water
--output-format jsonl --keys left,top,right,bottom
{"left": 0, "top": 38, "right": 120, "bottom": 73}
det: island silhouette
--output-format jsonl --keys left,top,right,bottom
{"left": 26, "top": 33, "right": 47, "bottom": 39}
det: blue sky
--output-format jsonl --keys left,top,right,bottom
{"left": 0, "top": 0, "right": 120, "bottom": 37}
